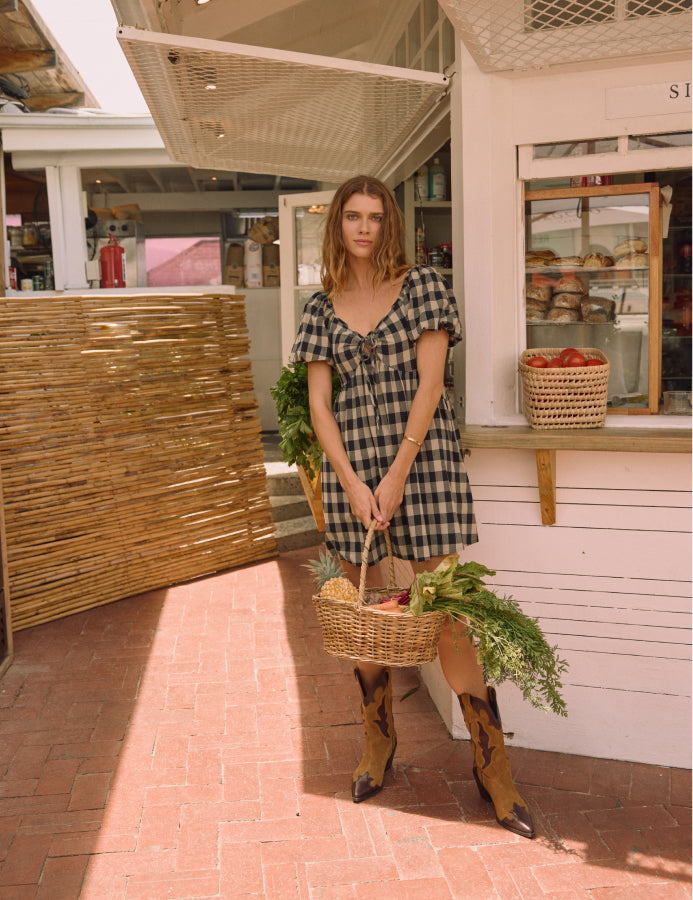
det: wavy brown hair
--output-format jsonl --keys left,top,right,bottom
{"left": 320, "top": 175, "right": 410, "bottom": 297}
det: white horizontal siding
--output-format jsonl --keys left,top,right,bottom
{"left": 476, "top": 499, "right": 691, "bottom": 531}
{"left": 441, "top": 447, "right": 692, "bottom": 768}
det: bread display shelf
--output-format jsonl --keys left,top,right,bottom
{"left": 524, "top": 183, "right": 662, "bottom": 415}
{"left": 528, "top": 320, "right": 616, "bottom": 325}
{"left": 526, "top": 266, "right": 649, "bottom": 273}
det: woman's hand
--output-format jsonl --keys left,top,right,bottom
{"left": 374, "top": 471, "right": 405, "bottom": 524}
{"left": 345, "top": 479, "right": 389, "bottom": 530}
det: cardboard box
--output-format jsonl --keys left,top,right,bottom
{"left": 263, "top": 264, "right": 280, "bottom": 286}
{"left": 224, "top": 263, "right": 243, "bottom": 287}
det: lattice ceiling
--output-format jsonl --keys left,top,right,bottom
{"left": 116, "top": 26, "right": 448, "bottom": 182}
{"left": 438, "top": 0, "right": 692, "bottom": 72}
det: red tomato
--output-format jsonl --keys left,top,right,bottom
{"left": 526, "top": 356, "right": 548, "bottom": 368}
{"left": 559, "top": 347, "right": 579, "bottom": 362}
{"left": 564, "top": 352, "right": 588, "bottom": 367}
{"left": 585, "top": 358, "right": 605, "bottom": 366}
{"left": 546, "top": 358, "right": 563, "bottom": 367}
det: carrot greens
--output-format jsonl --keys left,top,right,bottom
{"left": 407, "top": 556, "right": 568, "bottom": 717}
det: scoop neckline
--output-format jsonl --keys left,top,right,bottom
{"left": 324, "top": 267, "right": 415, "bottom": 339}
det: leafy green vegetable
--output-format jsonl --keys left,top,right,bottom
{"left": 270, "top": 362, "right": 340, "bottom": 480}
{"left": 408, "top": 556, "right": 568, "bottom": 717}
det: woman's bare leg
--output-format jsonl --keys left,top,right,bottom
{"left": 340, "top": 553, "right": 487, "bottom": 697}
{"left": 409, "top": 557, "right": 488, "bottom": 699}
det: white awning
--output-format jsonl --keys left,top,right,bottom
{"left": 438, "top": 0, "right": 692, "bottom": 73}
{"left": 116, "top": 26, "right": 449, "bottom": 183}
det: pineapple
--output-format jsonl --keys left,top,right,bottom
{"left": 304, "top": 548, "right": 359, "bottom": 603}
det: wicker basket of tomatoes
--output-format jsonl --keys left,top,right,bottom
{"left": 519, "top": 347, "right": 610, "bottom": 429}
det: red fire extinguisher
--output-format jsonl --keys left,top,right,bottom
{"left": 100, "top": 234, "right": 126, "bottom": 288}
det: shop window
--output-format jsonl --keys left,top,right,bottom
{"left": 533, "top": 138, "right": 619, "bottom": 159}
{"left": 657, "top": 168, "right": 692, "bottom": 404}
{"left": 385, "top": 0, "right": 454, "bottom": 73}
{"left": 523, "top": 170, "right": 691, "bottom": 415}
{"left": 393, "top": 35, "right": 406, "bottom": 68}
{"left": 408, "top": 12, "right": 422, "bottom": 62}
{"left": 424, "top": 32, "right": 440, "bottom": 72}
{"left": 442, "top": 17, "right": 456, "bottom": 69}
{"left": 628, "top": 131, "right": 692, "bottom": 150}
{"left": 424, "top": 0, "right": 440, "bottom": 34}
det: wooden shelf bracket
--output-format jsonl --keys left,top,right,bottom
{"left": 535, "top": 449, "right": 557, "bottom": 525}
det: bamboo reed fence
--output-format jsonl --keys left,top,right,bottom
{"left": 0, "top": 292, "right": 276, "bottom": 631}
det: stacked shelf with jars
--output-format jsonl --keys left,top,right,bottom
{"left": 402, "top": 150, "right": 453, "bottom": 286}
{"left": 401, "top": 149, "right": 455, "bottom": 394}
{"left": 7, "top": 222, "right": 54, "bottom": 290}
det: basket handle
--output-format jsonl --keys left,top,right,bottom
{"left": 357, "top": 521, "right": 396, "bottom": 605}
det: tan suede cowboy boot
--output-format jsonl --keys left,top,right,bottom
{"left": 352, "top": 667, "right": 397, "bottom": 803}
{"left": 458, "top": 687, "right": 535, "bottom": 838}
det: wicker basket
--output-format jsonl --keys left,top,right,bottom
{"left": 312, "top": 522, "right": 447, "bottom": 667}
{"left": 519, "top": 348, "right": 610, "bottom": 430}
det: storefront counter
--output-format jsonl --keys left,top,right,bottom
{"left": 459, "top": 424, "right": 691, "bottom": 525}
{"left": 459, "top": 423, "right": 691, "bottom": 452}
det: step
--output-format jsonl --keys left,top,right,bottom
{"left": 273, "top": 515, "right": 324, "bottom": 553}
{"left": 264, "top": 461, "right": 306, "bottom": 497}
{"left": 270, "top": 493, "right": 311, "bottom": 523}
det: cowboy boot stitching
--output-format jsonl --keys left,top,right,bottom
{"left": 459, "top": 690, "right": 535, "bottom": 839}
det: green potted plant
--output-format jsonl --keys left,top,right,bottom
{"left": 270, "top": 362, "right": 340, "bottom": 531}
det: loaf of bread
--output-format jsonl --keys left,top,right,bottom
{"left": 553, "top": 256, "right": 583, "bottom": 266}
{"left": 526, "top": 249, "right": 556, "bottom": 260}
{"left": 546, "top": 307, "right": 581, "bottom": 323}
{"left": 525, "top": 256, "right": 548, "bottom": 267}
{"left": 526, "top": 285, "right": 552, "bottom": 304}
{"left": 615, "top": 252, "right": 649, "bottom": 268}
{"left": 526, "top": 303, "right": 546, "bottom": 321}
{"left": 552, "top": 292, "right": 582, "bottom": 310}
{"left": 613, "top": 238, "right": 647, "bottom": 259}
{"left": 581, "top": 296, "right": 616, "bottom": 322}
{"left": 554, "top": 274, "right": 587, "bottom": 295}
{"left": 583, "top": 252, "right": 614, "bottom": 268}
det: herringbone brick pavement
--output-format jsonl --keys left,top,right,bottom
{"left": 0, "top": 546, "right": 690, "bottom": 898}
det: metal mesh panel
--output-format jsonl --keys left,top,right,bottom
{"left": 439, "top": 0, "right": 691, "bottom": 72}
{"left": 117, "top": 27, "right": 448, "bottom": 182}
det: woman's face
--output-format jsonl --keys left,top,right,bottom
{"left": 341, "top": 192, "right": 384, "bottom": 261}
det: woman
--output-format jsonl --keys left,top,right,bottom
{"left": 290, "top": 175, "right": 534, "bottom": 839}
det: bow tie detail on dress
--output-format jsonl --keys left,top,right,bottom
{"left": 360, "top": 334, "right": 379, "bottom": 363}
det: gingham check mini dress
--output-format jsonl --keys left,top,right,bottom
{"left": 290, "top": 265, "right": 478, "bottom": 566}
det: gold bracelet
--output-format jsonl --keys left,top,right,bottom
{"left": 403, "top": 433, "right": 422, "bottom": 448}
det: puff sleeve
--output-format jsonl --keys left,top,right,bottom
{"left": 289, "top": 292, "right": 333, "bottom": 364}
{"left": 404, "top": 265, "right": 462, "bottom": 346}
